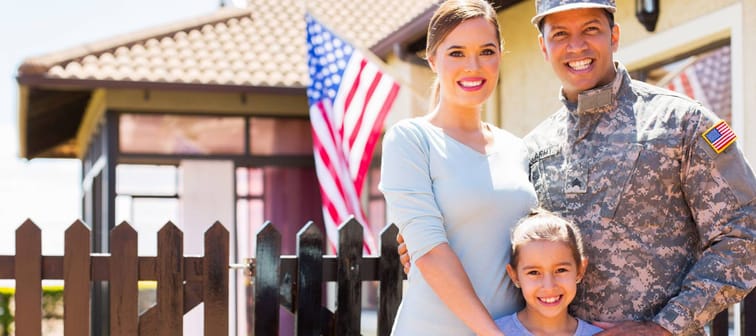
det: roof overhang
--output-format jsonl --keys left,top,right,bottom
{"left": 15, "top": 78, "right": 306, "bottom": 159}
{"left": 373, "top": 0, "right": 526, "bottom": 63}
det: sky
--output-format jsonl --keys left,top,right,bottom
{"left": 0, "top": 0, "right": 225, "bottom": 256}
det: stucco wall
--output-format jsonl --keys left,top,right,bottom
{"left": 497, "top": 0, "right": 557, "bottom": 137}
{"left": 383, "top": 53, "right": 434, "bottom": 126}
{"left": 743, "top": 0, "right": 756, "bottom": 161}
{"left": 616, "top": 0, "right": 738, "bottom": 46}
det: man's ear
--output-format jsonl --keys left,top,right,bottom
{"left": 610, "top": 23, "right": 620, "bottom": 52}
{"left": 538, "top": 34, "right": 548, "bottom": 61}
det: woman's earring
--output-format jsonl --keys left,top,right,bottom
{"left": 514, "top": 282, "right": 520, "bottom": 288}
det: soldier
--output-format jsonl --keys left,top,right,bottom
{"left": 398, "top": 1, "right": 755, "bottom": 335}
{"left": 525, "top": 0, "right": 755, "bottom": 335}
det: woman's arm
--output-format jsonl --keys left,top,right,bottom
{"left": 416, "top": 243, "right": 504, "bottom": 336}
{"left": 380, "top": 122, "right": 504, "bottom": 335}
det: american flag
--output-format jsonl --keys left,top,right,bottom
{"left": 702, "top": 120, "right": 737, "bottom": 153}
{"left": 662, "top": 45, "right": 732, "bottom": 124}
{"left": 305, "top": 14, "right": 400, "bottom": 254}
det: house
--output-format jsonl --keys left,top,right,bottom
{"left": 15, "top": 0, "right": 754, "bottom": 334}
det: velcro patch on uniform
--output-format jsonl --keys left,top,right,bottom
{"left": 702, "top": 120, "right": 737, "bottom": 153}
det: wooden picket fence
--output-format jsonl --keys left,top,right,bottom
{"left": 251, "top": 218, "right": 403, "bottom": 336}
{"left": 0, "top": 219, "right": 229, "bottom": 336}
{"left": 0, "top": 218, "right": 753, "bottom": 335}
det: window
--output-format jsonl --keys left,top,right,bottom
{"left": 634, "top": 43, "right": 732, "bottom": 123}
{"left": 249, "top": 117, "right": 313, "bottom": 155}
{"left": 119, "top": 114, "right": 245, "bottom": 155}
{"left": 114, "top": 164, "right": 179, "bottom": 256}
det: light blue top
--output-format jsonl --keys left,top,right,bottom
{"left": 495, "top": 312, "right": 604, "bottom": 336}
{"left": 379, "top": 118, "right": 538, "bottom": 335}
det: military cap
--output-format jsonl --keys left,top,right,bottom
{"left": 531, "top": 0, "right": 616, "bottom": 26}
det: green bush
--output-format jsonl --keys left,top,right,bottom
{"left": 0, "top": 287, "right": 15, "bottom": 336}
{"left": 0, "top": 286, "right": 65, "bottom": 336}
{"left": 0, "top": 284, "right": 158, "bottom": 335}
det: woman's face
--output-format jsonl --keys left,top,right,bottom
{"left": 428, "top": 17, "right": 501, "bottom": 110}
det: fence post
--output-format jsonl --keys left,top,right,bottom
{"left": 64, "top": 221, "right": 91, "bottom": 336}
{"left": 15, "top": 220, "right": 41, "bottom": 336}
{"left": 110, "top": 222, "right": 138, "bottom": 336}
{"left": 295, "top": 222, "right": 324, "bottom": 335}
{"left": 744, "top": 291, "right": 755, "bottom": 336}
{"left": 336, "top": 218, "right": 363, "bottom": 336}
{"left": 378, "top": 224, "right": 402, "bottom": 336}
{"left": 255, "top": 222, "right": 282, "bottom": 335}
{"left": 157, "top": 223, "right": 184, "bottom": 336}
{"left": 204, "top": 222, "right": 229, "bottom": 335}
{"left": 710, "top": 309, "right": 728, "bottom": 336}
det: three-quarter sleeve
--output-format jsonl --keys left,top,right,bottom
{"left": 379, "top": 121, "right": 448, "bottom": 261}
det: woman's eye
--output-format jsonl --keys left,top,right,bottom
{"left": 481, "top": 49, "right": 496, "bottom": 56}
{"left": 449, "top": 51, "right": 463, "bottom": 57}
{"left": 527, "top": 270, "right": 539, "bottom": 276}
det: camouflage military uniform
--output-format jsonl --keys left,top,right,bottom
{"left": 524, "top": 62, "right": 756, "bottom": 335}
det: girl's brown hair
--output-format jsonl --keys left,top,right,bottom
{"left": 426, "top": 0, "right": 502, "bottom": 109}
{"left": 509, "top": 208, "right": 586, "bottom": 269}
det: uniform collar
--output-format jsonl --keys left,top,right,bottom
{"left": 559, "top": 61, "right": 627, "bottom": 115}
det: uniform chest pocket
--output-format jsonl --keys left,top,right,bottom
{"left": 593, "top": 144, "right": 643, "bottom": 219}
{"left": 531, "top": 144, "right": 645, "bottom": 217}
{"left": 529, "top": 145, "right": 565, "bottom": 211}
{"left": 608, "top": 142, "right": 684, "bottom": 229}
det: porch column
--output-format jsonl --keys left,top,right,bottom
{"left": 179, "top": 159, "right": 235, "bottom": 336}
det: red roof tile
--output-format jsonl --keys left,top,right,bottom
{"left": 18, "top": 1, "right": 440, "bottom": 89}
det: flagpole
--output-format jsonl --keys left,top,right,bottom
{"left": 306, "top": 10, "right": 430, "bottom": 106}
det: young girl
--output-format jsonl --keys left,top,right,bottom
{"left": 497, "top": 209, "right": 603, "bottom": 336}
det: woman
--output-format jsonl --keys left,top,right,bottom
{"left": 379, "top": 0, "right": 538, "bottom": 335}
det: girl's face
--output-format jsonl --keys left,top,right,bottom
{"left": 506, "top": 240, "right": 587, "bottom": 321}
{"left": 428, "top": 17, "right": 500, "bottom": 110}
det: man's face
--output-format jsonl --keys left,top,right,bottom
{"left": 538, "top": 8, "right": 619, "bottom": 102}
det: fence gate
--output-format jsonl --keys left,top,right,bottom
{"left": 249, "top": 219, "right": 403, "bottom": 336}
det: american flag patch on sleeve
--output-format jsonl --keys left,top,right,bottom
{"left": 702, "top": 120, "right": 737, "bottom": 153}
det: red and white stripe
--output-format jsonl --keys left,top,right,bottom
{"left": 711, "top": 122, "right": 736, "bottom": 151}
{"left": 665, "top": 66, "right": 710, "bottom": 107}
{"left": 310, "top": 50, "right": 400, "bottom": 254}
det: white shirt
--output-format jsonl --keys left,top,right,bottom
{"left": 495, "top": 312, "right": 603, "bottom": 336}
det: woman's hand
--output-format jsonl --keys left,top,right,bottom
{"left": 396, "top": 233, "right": 411, "bottom": 274}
